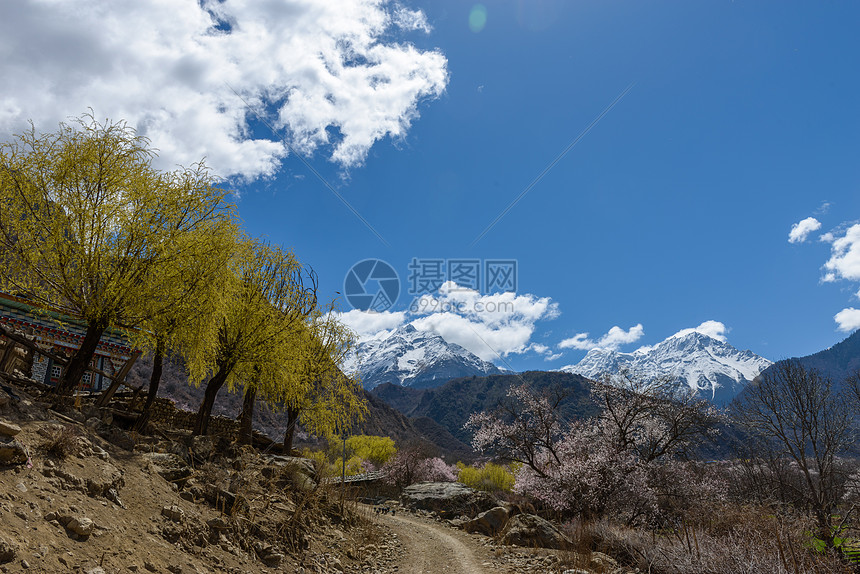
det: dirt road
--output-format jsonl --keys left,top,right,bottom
{"left": 376, "top": 512, "right": 508, "bottom": 574}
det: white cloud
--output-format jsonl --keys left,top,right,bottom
{"left": 822, "top": 224, "right": 860, "bottom": 282}
{"left": 408, "top": 282, "right": 559, "bottom": 361}
{"left": 392, "top": 4, "right": 432, "bottom": 33}
{"left": 334, "top": 282, "right": 559, "bottom": 362}
{"left": 788, "top": 217, "right": 822, "bottom": 243}
{"left": 558, "top": 333, "right": 594, "bottom": 351}
{"left": 558, "top": 324, "right": 644, "bottom": 351}
{"left": 0, "top": 0, "right": 448, "bottom": 180}
{"left": 670, "top": 320, "right": 728, "bottom": 342}
{"left": 336, "top": 309, "right": 406, "bottom": 340}
{"left": 528, "top": 343, "right": 550, "bottom": 354}
{"left": 835, "top": 308, "right": 860, "bottom": 333}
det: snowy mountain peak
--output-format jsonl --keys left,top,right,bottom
{"left": 561, "top": 332, "right": 772, "bottom": 404}
{"left": 344, "top": 325, "right": 505, "bottom": 390}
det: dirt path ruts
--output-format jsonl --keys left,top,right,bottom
{"left": 377, "top": 512, "right": 502, "bottom": 574}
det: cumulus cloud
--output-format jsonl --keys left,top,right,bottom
{"left": 670, "top": 320, "right": 728, "bottom": 342}
{"left": 835, "top": 308, "right": 860, "bottom": 333}
{"left": 524, "top": 343, "right": 563, "bottom": 361}
{"left": 0, "top": 0, "right": 448, "bottom": 180}
{"left": 558, "top": 324, "right": 645, "bottom": 351}
{"left": 822, "top": 224, "right": 860, "bottom": 282}
{"left": 336, "top": 309, "right": 407, "bottom": 340}
{"left": 409, "top": 282, "right": 560, "bottom": 361}
{"left": 334, "top": 282, "right": 559, "bottom": 362}
{"left": 788, "top": 217, "right": 822, "bottom": 243}
{"left": 392, "top": 4, "right": 432, "bottom": 32}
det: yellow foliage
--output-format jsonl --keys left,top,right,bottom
{"left": 266, "top": 300, "right": 366, "bottom": 446}
{"left": 456, "top": 462, "right": 516, "bottom": 492}
{"left": 300, "top": 449, "right": 365, "bottom": 478}
{"left": 345, "top": 435, "right": 396, "bottom": 466}
{"left": 0, "top": 113, "right": 237, "bottom": 393}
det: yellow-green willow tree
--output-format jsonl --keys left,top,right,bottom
{"left": 263, "top": 303, "right": 366, "bottom": 454}
{"left": 123, "top": 221, "right": 239, "bottom": 429}
{"left": 192, "top": 240, "right": 316, "bottom": 436}
{"left": 0, "top": 114, "right": 236, "bottom": 397}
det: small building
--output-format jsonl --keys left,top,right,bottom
{"left": 0, "top": 292, "right": 135, "bottom": 391}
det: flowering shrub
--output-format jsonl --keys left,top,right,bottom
{"left": 422, "top": 457, "right": 458, "bottom": 482}
{"left": 465, "top": 375, "right": 723, "bottom": 524}
{"left": 381, "top": 444, "right": 457, "bottom": 488}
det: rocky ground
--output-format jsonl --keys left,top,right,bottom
{"left": 0, "top": 381, "right": 630, "bottom": 574}
{"left": 0, "top": 381, "right": 393, "bottom": 574}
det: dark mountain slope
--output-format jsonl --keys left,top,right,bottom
{"left": 372, "top": 370, "right": 597, "bottom": 446}
{"left": 755, "top": 329, "right": 860, "bottom": 386}
{"left": 794, "top": 329, "right": 860, "bottom": 382}
{"left": 127, "top": 353, "right": 474, "bottom": 460}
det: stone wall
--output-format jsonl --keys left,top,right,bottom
{"left": 147, "top": 397, "right": 242, "bottom": 438}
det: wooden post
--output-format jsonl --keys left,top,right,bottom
{"left": 0, "top": 338, "right": 15, "bottom": 374}
{"left": 95, "top": 350, "right": 142, "bottom": 407}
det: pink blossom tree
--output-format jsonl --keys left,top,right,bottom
{"left": 381, "top": 442, "right": 457, "bottom": 489}
{"left": 466, "top": 375, "right": 722, "bottom": 523}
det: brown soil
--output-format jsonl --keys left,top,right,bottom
{"left": 376, "top": 512, "right": 507, "bottom": 574}
{"left": 0, "top": 385, "right": 381, "bottom": 574}
{"left": 0, "top": 383, "right": 611, "bottom": 574}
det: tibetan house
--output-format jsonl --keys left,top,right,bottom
{"left": 0, "top": 292, "right": 136, "bottom": 392}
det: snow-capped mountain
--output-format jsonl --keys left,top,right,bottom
{"left": 560, "top": 331, "right": 772, "bottom": 404}
{"left": 344, "top": 324, "right": 505, "bottom": 390}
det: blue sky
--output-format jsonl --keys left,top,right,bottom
{"left": 2, "top": 1, "right": 859, "bottom": 371}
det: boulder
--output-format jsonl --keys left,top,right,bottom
{"left": 190, "top": 435, "right": 215, "bottom": 462}
{"left": 85, "top": 461, "right": 124, "bottom": 498}
{"left": 143, "top": 452, "right": 193, "bottom": 484}
{"left": 0, "top": 419, "right": 22, "bottom": 437}
{"left": 0, "top": 535, "right": 16, "bottom": 564}
{"left": 462, "top": 506, "right": 511, "bottom": 536}
{"left": 207, "top": 517, "right": 231, "bottom": 532}
{"left": 202, "top": 485, "right": 245, "bottom": 514}
{"left": 400, "top": 482, "right": 497, "bottom": 518}
{"left": 589, "top": 552, "right": 618, "bottom": 572}
{"left": 263, "top": 552, "right": 284, "bottom": 567}
{"left": 501, "top": 513, "right": 571, "bottom": 549}
{"left": 161, "top": 505, "right": 185, "bottom": 523}
{"left": 264, "top": 455, "right": 318, "bottom": 492}
{"left": 66, "top": 516, "right": 95, "bottom": 537}
{"left": 0, "top": 435, "right": 27, "bottom": 465}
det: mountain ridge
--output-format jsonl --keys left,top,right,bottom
{"left": 371, "top": 371, "right": 597, "bottom": 446}
{"left": 560, "top": 331, "right": 772, "bottom": 405}
{"left": 756, "top": 329, "right": 860, "bottom": 386}
{"left": 345, "top": 324, "right": 505, "bottom": 390}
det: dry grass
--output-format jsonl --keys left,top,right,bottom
{"left": 574, "top": 512, "right": 854, "bottom": 574}
{"left": 38, "top": 424, "right": 80, "bottom": 459}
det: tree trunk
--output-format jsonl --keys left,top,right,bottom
{"left": 238, "top": 385, "right": 256, "bottom": 445}
{"left": 193, "top": 363, "right": 230, "bottom": 436}
{"left": 55, "top": 320, "right": 107, "bottom": 396}
{"left": 283, "top": 407, "right": 300, "bottom": 455}
{"left": 134, "top": 341, "right": 164, "bottom": 432}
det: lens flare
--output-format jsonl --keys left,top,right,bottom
{"left": 469, "top": 4, "right": 488, "bottom": 33}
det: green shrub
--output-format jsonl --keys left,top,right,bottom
{"left": 345, "top": 435, "right": 396, "bottom": 467}
{"left": 456, "top": 462, "right": 517, "bottom": 492}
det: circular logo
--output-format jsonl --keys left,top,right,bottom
{"left": 344, "top": 259, "right": 400, "bottom": 311}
